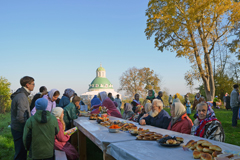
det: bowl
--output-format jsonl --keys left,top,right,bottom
{"left": 108, "top": 128, "right": 120, "bottom": 133}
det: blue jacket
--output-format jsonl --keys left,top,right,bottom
{"left": 143, "top": 110, "right": 171, "bottom": 129}
{"left": 59, "top": 95, "right": 70, "bottom": 108}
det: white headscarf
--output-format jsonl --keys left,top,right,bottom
{"left": 171, "top": 102, "right": 186, "bottom": 126}
{"left": 144, "top": 103, "right": 152, "bottom": 113}
{"left": 48, "top": 89, "right": 58, "bottom": 101}
{"left": 52, "top": 107, "right": 63, "bottom": 119}
{"left": 99, "top": 91, "right": 108, "bottom": 102}
{"left": 124, "top": 103, "right": 132, "bottom": 113}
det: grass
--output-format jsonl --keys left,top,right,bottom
{"left": 1, "top": 108, "right": 240, "bottom": 160}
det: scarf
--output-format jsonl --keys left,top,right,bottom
{"left": 144, "top": 103, "right": 152, "bottom": 113}
{"left": 124, "top": 103, "right": 132, "bottom": 113}
{"left": 91, "top": 95, "right": 101, "bottom": 107}
{"left": 48, "top": 89, "right": 58, "bottom": 101}
{"left": 99, "top": 91, "right": 108, "bottom": 102}
{"left": 171, "top": 102, "right": 186, "bottom": 126}
{"left": 194, "top": 106, "right": 217, "bottom": 137}
{"left": 63, "top": 88, "right": 75, "bottom": 98}
{"left": 147, "top": 90, "right": 155, "bottom": 100}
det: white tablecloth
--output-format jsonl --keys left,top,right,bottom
{"left": 73, "top": 116, "right": 137, "bottom": 151}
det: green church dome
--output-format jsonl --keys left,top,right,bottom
{"left": 96, "top": 66, "right": 105, "bottom": 71}
{"left": 89, "top": 77, "right": 113, "bottom": 90}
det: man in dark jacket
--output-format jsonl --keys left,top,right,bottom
{"left": 230, "top": 84, "right": 239, "bottom": 127}
{"left": 11, "top": 76, "right": 35, "bottom": 160}
{"left": 139, "top": 99, "right": 171, "bottom": 129}
{"left": 29, "top": 86, "right": 47, "bottom": 111}
{"left": 156, "top": 91, "right": 164, "bottom": 106}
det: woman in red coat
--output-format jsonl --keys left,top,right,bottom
{"left": 90, "top": 91, "right": 122, "bottom": 118}
{"left": 167, "top": 102, "right": 193, "bottom": 134}
{"left": 52, "top": 107, "right": 79, "bottom": 160}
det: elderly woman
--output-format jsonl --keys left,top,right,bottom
{"left": 59, "top": 88, "right": 75, "bottom": 108}
{"left": 138, "top": 103, "right": 152, "bottom": 122}
{"left": 191, "top": 102, "right": 225, "bottom": 142}
{"left": 90, "top": 91, "right": 122, "bottom": 118}
{"left": 122, "top": 103, "right": 134, "bottom": 120}
{"left": 167, "top": 102, "right": 193, "bottom": 134}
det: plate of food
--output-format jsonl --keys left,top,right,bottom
{"left": 108, "top": 124, "right": 121, "bottom": 133}
{"left": 89, "top": 114, "right": 98, "bottom": 120}
{"left": 80, "top": 111, "right": 90, "bottom": 117}
{"left": 157, "top": 136, "right": 184, "bottom": 147}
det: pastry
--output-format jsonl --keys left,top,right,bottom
{"left": 166, "top": 139, "right": 177, "bottom": 144}
{"left": 190, "top": 141, "right": 198, "bottom": 150}
{"left": 203, "top": 147, "right": 213, "bottom": 153}
{"left": 212, "top": 151, "right": 222, "bottom": 157}
{"left": 186, "top": 140, "right": 195, "bottom": 148}
{"left": 197, "top": 140, "right": 207, "bottom": 145}
{"left": 200, "top": 153, "right": 212, "bottom": 160}
{"left": 193, "top": 150, "right": 202, "bottom": 159}
{"left": 209, "top": 145, "right": 222, "bottom": 152}
{"left": 197, "top": 144, "right": 203, "bottom": 151}
{"left": 202, "top": 141, "right": 212, "bottom": 147}
{"left": 176, "top": 137, "right": 184, "bottom": 142}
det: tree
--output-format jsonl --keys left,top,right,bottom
{"left": 0, "top": 77, "right": 11, "bottom": 113}
{"left": 118, "top": 67, "right": 143, "bottom": 98}
{"left": 118, "top": 67, "right": 161, "bottom": 98}
{"left": 145, "top": 0, "right": 240, "bottom": 101}
{"left": 138, "top": 67, "right": 160, "bottom": 95}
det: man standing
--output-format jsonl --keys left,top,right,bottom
{"left": 11, "top": 76, "right": 35, "bottom": 160}
{"left": 114, "top": 94, "right": 122, "bottom": 111}
{"left": 156, "top": 91, "right": 164, "bottom": 105}
{"left": 168, "top": 94, "right": 173, "bottom": 107}
{"left": 108, "top": 92, "right": 114, "bottom": 101}
{"left": 230, "top": 84, "right": 239, "bottom": 128}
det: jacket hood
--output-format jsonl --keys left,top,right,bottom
{"left": 33, "top": 110, "right": 52, "bottom": 123}
{"left": 11, "top": 87, "right": 30, "bottom": 100}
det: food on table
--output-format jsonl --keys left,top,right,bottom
{"left": 176, "top": 137, "right": 184, "bottom": 142}
{"left": 201, "top": 153, "right": 212, "bottom": 160}
{"left": 184, "top": 140, "right": 223, "bottom": 159}
{"left": 80, "top": 111, "right": 90, "bottom": 116}
{"left": 212, "top": 151, "right": 222, "bottom": 158}
{"left": 163, "top": 134, "right": 170, "bottom": 138}
{"left": 109, "top": 124, "right": 121, "bottom": 129}
{"left": 166, "top": 139, "right": 177, "bottom": 144}
{"left": 100, "top": 121, "right": 111, "bottom": 127}
{"left": 89, "top": 114, "right": 98, "bottom": 120}
{"left": 96, "top": 116, "right": 109, "bottom": 123}
{"left": 193, "top": 150, "right": 202, "bottom": 159}
{"left": 136, "top": 132, "right": 163, "bottom": 141}
{"left": 120, "top": 123, "right": 137, "bottom": 131}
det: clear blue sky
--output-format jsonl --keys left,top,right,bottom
{"left": 0, "top": 0, "right": 199, "bottom": 97}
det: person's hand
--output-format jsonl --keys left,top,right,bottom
{"left": 194, "top": 118, "right": 199, "bottom": 126}
{"left": 140, "top": 119, "right": 146, "bottom": 125}
{"left": 142, "top": 113, "right": 149, "bottom": 118}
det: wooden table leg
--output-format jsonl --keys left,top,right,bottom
{"left": 78, "top": 130, "right": 87, "bottom": 160}
{"left": 103, "top": 151, "right": 115, "bottom": 160}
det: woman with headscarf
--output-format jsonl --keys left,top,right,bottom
{"left": 167, "top": 102, "right": 193, "bottom": 134}
{"left": 52, "top": 107, "right": 79, "bottom": 160}
{"left": 192, "top": 93, "right": 204, "bottom": 111}
{"left": 31, "top": 89, "right": 60, "bottom": 115}
{"left": 138, "top": 103, "right": 152, "bottom": 122}
{"left": 122, "top": 103, "right": 134, "bottom": 120}
{"left": 131, "top": 94, "right": 141, "bottom": 113}
{"left": 59, "top": 88, "right": 75, "bottom": 108}
{"left": 142, "top": 90, "right": 155, "bottom": 109}
{"left": 90, "top": 91, "right": 122, "bottom": 118}
{"left": 91, "top": 95, "right": 101, "bottom": 107}
{"left": 191, "top": 102, "right": 225, "bottom": 142}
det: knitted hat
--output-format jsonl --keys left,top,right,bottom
{"left": 52, "top": 107, "right": 63, "bottom": 119}
{"left": 72, "top": 96, "right": 81, "bottom": 103}
{"left": 35, "top": 98, "right": 48, "bottom": 111}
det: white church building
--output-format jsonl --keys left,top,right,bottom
{"left": 80, "top": 65, "right": 121, "bottom": 101}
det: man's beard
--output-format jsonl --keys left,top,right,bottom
{"left": 149, "top": 110, "right": 159, "bottom": 117}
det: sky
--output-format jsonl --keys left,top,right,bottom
{"left": 0, "top": 0, "right": 199, "bottom": 97}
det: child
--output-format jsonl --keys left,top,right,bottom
{"left": 186, "top": 100, "right": 191, "bottom": 116}
{"left": 52, "top": 107, "right": 79, "bottom": 160}
{"left": 63, "top": 96, "right": 81, "bottom": 130}
{"left": 23, "top": 98, "right": 59, "bottom": 160}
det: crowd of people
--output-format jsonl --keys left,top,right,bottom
{"left": 10, "top": 76, "right": 240, "bottom": 160}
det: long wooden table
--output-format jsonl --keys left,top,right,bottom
{"left": 74, "top": 116, "right": 240, "bottom": 160}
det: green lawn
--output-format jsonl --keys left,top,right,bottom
{"left": 0, "top": 109, "right": 240, "bottom": 160}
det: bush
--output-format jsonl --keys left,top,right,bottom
{"left": 0, "top": 77, "right": 11, "bottom": 113}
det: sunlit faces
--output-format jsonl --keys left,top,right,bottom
{"left": 135, "top": 94, "right": 139, "bottom": 101}
{"left": 26, "top": 81, "right": 35, "bottom": 91}
{"left": 148, "top": 90, "right": 152, "bottom": 97}
{"left": 197, "top": 105, "right": 207, "bottom": 120}
{"left": 52, "top": 95, "right": 59, "bottom": 102}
